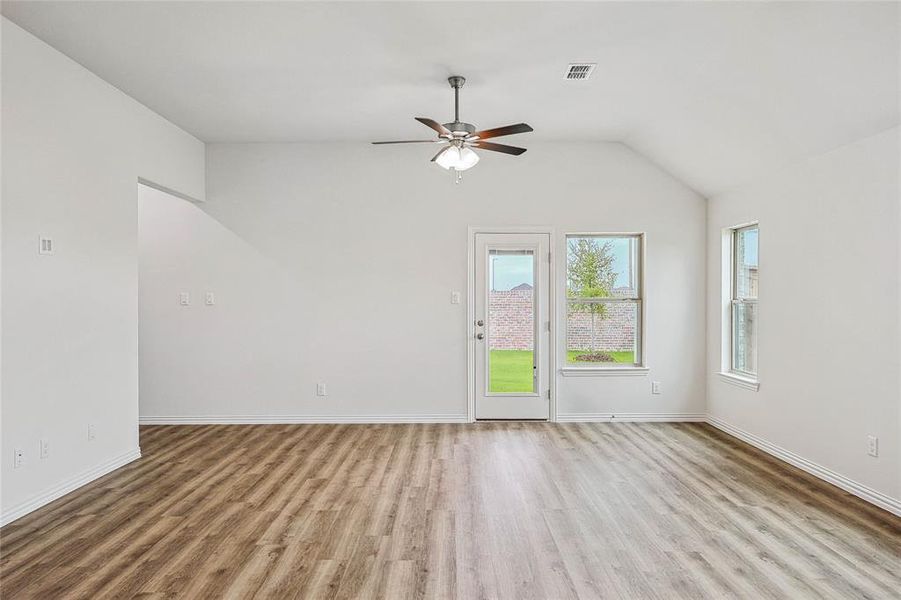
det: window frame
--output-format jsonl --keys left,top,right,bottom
{"left": 562, "top": 233, "right": 646, "bottom": 372}
{"left": 727, "top": 223, "right": 759, "bottom": 382}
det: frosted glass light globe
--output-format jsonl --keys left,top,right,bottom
{"left": 435, "top": 146, "right": 480, "bottom": 171}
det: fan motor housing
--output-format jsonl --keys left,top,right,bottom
{"left": 443, "top": 121, "right": 476, "bottom": 136}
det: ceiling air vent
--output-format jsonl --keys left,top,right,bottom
{"left": 565, "top": 63, "right": 596, "bottom": 80}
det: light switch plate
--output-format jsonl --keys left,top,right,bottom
{"left": 39, "top": 236, "right": 54, "bottom": 255}
{"left": 179, "top": 292, "right": 190, "bottom": 306}
{"left": 451, "top": 291, "right": 461, "bottom": 304}
{"left": 205, "top": 292, "right": 215, "bottom": 306}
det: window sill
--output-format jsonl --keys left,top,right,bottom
{"left": 717, "top": 372, "right": 759, "bottom": 391}
{"left": 560, "top": 367, "right": 650, "bottom": 377}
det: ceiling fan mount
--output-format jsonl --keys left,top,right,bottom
{"left": 441, "top": 76, "right": 476, "bottom": 136}
{"left": 372, "top": 75, "right": 533, "bottom": 181}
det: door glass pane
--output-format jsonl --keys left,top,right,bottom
{"left": 488, "top": 249, "right": 535, "bottom": 393}
{"left": 567, "top": 300, "right": 639, "bottom": 365}
{"left": 732, "top": 302, "right": 757, "bottom": 375}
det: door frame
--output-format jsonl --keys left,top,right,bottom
{"left": 466, "top": 226, "right": 557, "bottom": 422}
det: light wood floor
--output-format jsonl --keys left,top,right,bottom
{"left": 1, "top": 423, "right": 899, "bottom": 599}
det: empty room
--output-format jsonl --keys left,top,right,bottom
{"left": 1, "top": 1, "right": 899, "bottom": 598}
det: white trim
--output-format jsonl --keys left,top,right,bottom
{"left": 706, "top": 416, "right": 901, "bottom": 517}
{"left": 467, "top": 226, "right": 557, "bottom": 235}
{"left": 0, "top": 447, "right": 141, "bottom": 527}
{"left": 719, "top": 228, "right": 733, "bottom": 373}
{"left": 467, "top": 226, "right": 557, "bottom": 423}
{"left": 560, "top": 367, "right": 650, "bottom": 377}
{"left": 139, "top": 414, "right": 469, "bottom": 425}
{"left": 556, "top": 412, "right": 706, "bottom": 422}
{"left": 716, "top": 371, "right": 759, "bottom": 391}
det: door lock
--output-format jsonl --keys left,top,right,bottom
{"left": 476, "top": 333, "right": 485, "bottom": 340}
{"left": 476, "top": 319, "right": 484, "bottom": 327}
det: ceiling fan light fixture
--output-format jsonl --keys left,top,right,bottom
{"left": 371, "top": 75, "right": 531, "bottom": 180}
{"left": 435, "top": 146, "right": 479, "bottom": 171}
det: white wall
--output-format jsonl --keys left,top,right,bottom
{"left": 0, "top": 18, "right": 205, "bottom": 525}
{"left": 138, "top": 142, "right": 707, "bottom": 422}
{"left": 706, "top": 127, "right": 900, "bottom": 511}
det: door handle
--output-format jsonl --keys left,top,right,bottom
{"left": 476, "top": 333, "right": 485, "bottom": 340}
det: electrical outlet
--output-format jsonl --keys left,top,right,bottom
{"left": 40, "top": 439, "right": 50, "bottom": 459}
{"left": 316, "top": 383, "right": 327, "bottom": 397}
{"left": 205, "top": 292, "right": 215, "bottom": 306}
{"left": 651, "top": 381, "right": 661, "bottom": 395}
{"left": 88, "top": 424, "right": 96, "bottom": 441}
{"left": 178, "top": 292, "right": 190, "bottom": 306}
{"left": 867, "top": 436, "right": 879, "bottom": 457}
{"left": 14, "top": 448, "right": 24, "bottom": 468}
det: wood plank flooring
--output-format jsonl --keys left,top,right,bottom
{"left": 1, "top": 423, "right": 899, "bottom": 599}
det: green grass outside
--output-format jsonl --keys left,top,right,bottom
{"left": 489, "top": 349, "right": 636, "bottom": 393}
{"left": 489, "top": 350, "right": 535, "bottom": 393}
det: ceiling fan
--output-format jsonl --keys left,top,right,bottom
{"left": 372, "top": 76, "right": 533, "bottom": 182}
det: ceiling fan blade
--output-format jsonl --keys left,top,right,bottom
{"left": 473, "top": 141, "right": 527, "bottom": 156}
{"left": 415, "top": 117, "right": 451, "bottom": 136}
{"left": 469, "top": 123, "right": 533, "bottom": 140}
{"left": 372, "top": 140, "right": 439, "bottom": 144}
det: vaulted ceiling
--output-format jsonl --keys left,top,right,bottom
{"left": 2, "top": 1, "right": 898, "bottom": 196}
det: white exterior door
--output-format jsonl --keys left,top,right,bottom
{"left": 473, "top": 233, "right": 550, "bottom": 420}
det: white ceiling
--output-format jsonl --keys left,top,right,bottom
{"left": 2, "top": 1, "right": 898, "bottom": 196}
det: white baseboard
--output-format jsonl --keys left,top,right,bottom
{"left": 556, "top": 412, "right": 707, "bottom": 423}
{"left": 139, "top": 414, "right": 470, "bottom": 425}
{"left": 706, "top": 416, "right": 901, "bottom": 517}
{"left": 0, "top": 447, "right": 141, "bottom": 527}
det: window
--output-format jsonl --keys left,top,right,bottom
{"left": 730, "top": 224, "right": 758, "bottom": 378}
{"left": 565, "top": 234, "right": 643, "bottom": 367}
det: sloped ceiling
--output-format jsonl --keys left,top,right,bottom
{"left": 2, "top": 1, "right": 898, "bottom": 196}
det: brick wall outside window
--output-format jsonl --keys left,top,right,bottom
{"left": 488, "top": 289, "right": 635, "bottom": 351}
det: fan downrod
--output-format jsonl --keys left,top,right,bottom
{"left": 444, "top": 75, "right": 475, "bottom": 135}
